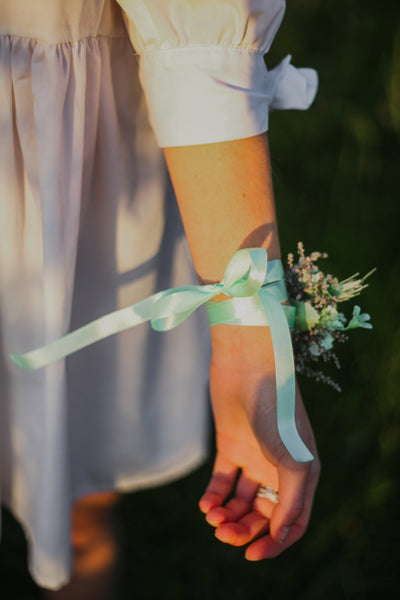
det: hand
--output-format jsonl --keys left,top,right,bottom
{"left": 199, "top": 326, "right": 320, "bottom": 560}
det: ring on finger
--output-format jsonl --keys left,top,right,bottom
{"left": 256, "top": 485, "right": 279, "bottom": 504}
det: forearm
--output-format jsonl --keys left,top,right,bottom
{"left": 163, "top": 132, "right": 281, "bottom": 285}
{"left": 165, "top": 133, "right": 318, "bottom": 544}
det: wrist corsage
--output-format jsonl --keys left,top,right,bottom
{"left": 9, "top": 245, "right": 373, "bottom": 464}
{"left": 285, "top": 242, "right": 374, "bottom": 391}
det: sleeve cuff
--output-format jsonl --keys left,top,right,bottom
{"left": 138, "top": 47, "right": 318, "bottom": 147}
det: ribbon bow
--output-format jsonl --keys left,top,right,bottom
{"left": 10, "top": 248, "right": 313, "bottom": 463}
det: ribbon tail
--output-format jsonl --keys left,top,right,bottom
{"left": 10, "top": 292, "right": 165, "bottom": 370}
{"left": 258, "top": 289, "right": 314, "bottom": 463}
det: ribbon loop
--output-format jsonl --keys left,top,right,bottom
{"left": 221, "top": 248, "right": 268, "bottom": 297}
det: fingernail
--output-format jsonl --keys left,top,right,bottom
{"left": 278, "top": 526, "right": 290, "bottom": 543}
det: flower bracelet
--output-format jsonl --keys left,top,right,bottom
{"left": 10, "top": 245, "right": 373, "bottom": 464}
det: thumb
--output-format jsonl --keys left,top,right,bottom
{"left": 269, "top": 464, "right": 309, "bottom": 543}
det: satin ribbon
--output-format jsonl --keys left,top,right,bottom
{"left": 10, "top": 248, "right": 313, "bottom": 463}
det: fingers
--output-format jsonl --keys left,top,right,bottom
{"left": 216, "top": 512, "right": 269, "bottom": 546}
{"left": 205, "top": 473, "right": 260, "bottom": 526}
{"left": 198, "top": 453, "right": 238, "bottom": 514}
{"left": 269, "top": 465, "right": 308, "bottom": 543}
{"left": 200, "top": 458, "right": 277, "bottom": 548}
{"left": 269, "top": 456, "right": 320, "bottom": 546}
{"left": 244, "top": 481, "right": 315, "bottom": 560}
{"left": 243, "top": 455, "right": 320, "bottom": 560}
{"left": 200, "top": 455, "right": 260, "bottom": 526}
{"left": 244, "top": 528, "right": 295, "bottom": 560}
{"left": 202, "top": 455, "right": 320, "bottom": 561}
{"left": 206, "top": 478, "right": 278, "bottom": 549}
{"left": 206, "top": 496, "right": 251, "bottom": 527}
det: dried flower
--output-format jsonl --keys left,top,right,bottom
{"left": 286, "top": 243, "right": 374, "bottom": 390}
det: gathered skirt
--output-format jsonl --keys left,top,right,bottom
{"left": 0, "top": 0, "right": 211, "bottom": 589}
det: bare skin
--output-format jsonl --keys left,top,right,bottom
{"left": 164, "top": 133, "right": 321, "bottom": 554}
{"left": 41, "top": 491, "right": 120, "bottom": 600}
{"left": 200, "top": 326, "right": 320, "bottom": 557}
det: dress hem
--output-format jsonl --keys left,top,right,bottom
{"left": 72, "top": 448, "right": 209, "bottom": 500}
{"left": 1, "top": 448, "right": 209, "bottom": 591}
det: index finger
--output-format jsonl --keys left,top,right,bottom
{"left": 198, "top": 452, "right": 238, "bottom": 514}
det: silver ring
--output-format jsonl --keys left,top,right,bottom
{"left": 256, "top": 486, "right": 279, "bottom": 504}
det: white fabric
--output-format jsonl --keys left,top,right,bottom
{"left": 120, "top": 0, "right": 318, "bottom": 146}
{"left": 0, "top": 0, "right": 317, "bottom": 590}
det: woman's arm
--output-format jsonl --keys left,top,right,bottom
{"left": 164, "top": 132, "right": 280, "bottom": 283}
{"left": 163, "top": 133, "right": 320, "bottom": 558}
{"left": 164, "top": 132, "right": 284, "bottom": 376}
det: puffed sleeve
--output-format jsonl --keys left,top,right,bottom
{"left": 117, "top": 0, "right": 318, "bottom": 147}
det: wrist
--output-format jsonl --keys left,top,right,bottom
{"left": 197, "top": 239, "right": 282, "bottom": 286}
{"left": 210, "top": 324, "right": 276, "bottom": 371}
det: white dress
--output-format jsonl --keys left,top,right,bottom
{"left": 0, "top": 0, "right": 317, "bottom": 589}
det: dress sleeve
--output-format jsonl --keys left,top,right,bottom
{"left": 117, "top": 0, "right": 318, "bottom": 147}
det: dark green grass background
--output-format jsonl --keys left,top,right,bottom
{"left": 1, "top": 0, "right": 399, "bottom": 597}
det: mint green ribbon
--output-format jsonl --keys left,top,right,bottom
{"left": 10, "top": 248, "right": 313, "bottom": 463}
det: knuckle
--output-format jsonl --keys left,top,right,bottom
{"left": 212, "top": 472, "right": 233, "bottom": 485}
